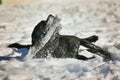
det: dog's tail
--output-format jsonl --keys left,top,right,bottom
{"left": 82, "top": 35, "right": 98, "bottom": 43}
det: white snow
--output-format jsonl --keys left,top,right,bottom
{"left": 0, "top": 0, "right": 120, "bottom": 80}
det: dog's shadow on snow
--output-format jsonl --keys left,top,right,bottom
{"left": 0, "top": 43, "right": 30, "bottom": 61}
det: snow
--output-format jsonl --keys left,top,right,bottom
{"left": 0, "top": 0, "right": 120, "bottom": 80}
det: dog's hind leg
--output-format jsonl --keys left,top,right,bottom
{"left": 80, "top": 39, "right": 111, "bottom": 60}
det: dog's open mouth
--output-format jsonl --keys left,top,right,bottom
{"left": 40, "top": 14, "right": 61, "bottom": 45}
{"left": 45, "top": 14, "right": 61, "bottom": 37}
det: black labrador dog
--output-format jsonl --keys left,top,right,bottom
{"left": 8, "top": 14, "right": 111, "bottom": 60}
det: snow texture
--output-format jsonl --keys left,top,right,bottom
{"left": 0, "top": 0, "right": 120, "bottom": 80}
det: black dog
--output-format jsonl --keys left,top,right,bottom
{"left": 8, "top": 14, "right": 111, "bottom": 60}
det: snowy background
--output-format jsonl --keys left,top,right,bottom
{"left": 0, "top": 0, "right": 120, "bottom": 80}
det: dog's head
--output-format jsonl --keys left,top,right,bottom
{"left": 32, "top": 14, "right": 61, "bottom": 46}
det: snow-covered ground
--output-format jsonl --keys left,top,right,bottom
{"left": 0, "top": 0, "right": 120, "bottom": 80}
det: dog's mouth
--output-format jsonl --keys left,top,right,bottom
{"left": 42, "top": 15, "right": 55, "bottom": 35}
{"left": 41, "top": 14, "right": 61, "bottom": 42}
{"left": 45, "top": 14, "right": 61, "bottom": 32}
